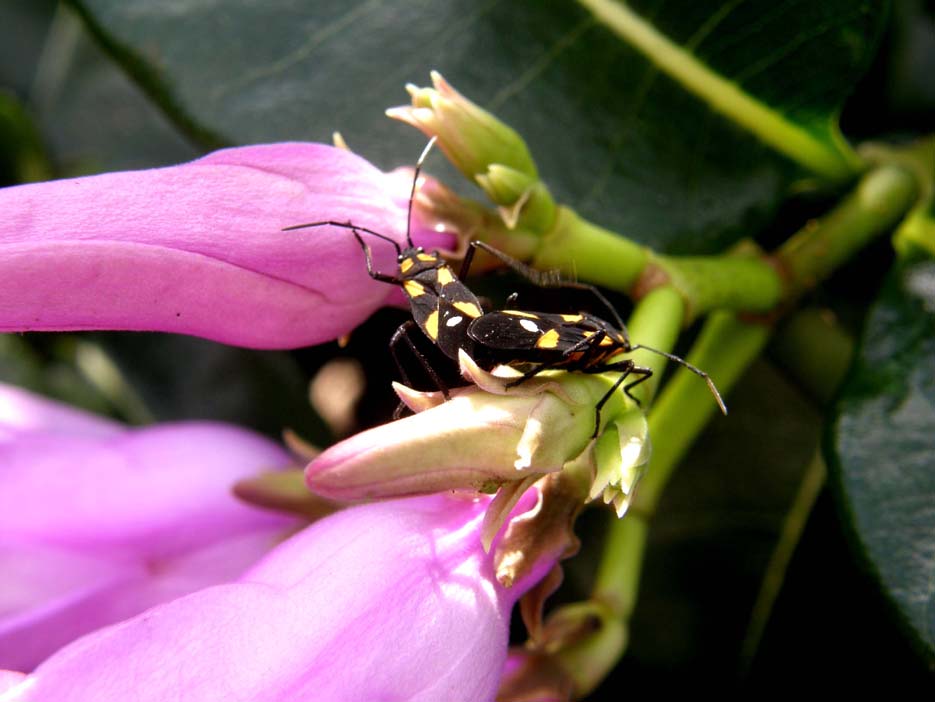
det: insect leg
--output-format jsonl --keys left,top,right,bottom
{"left": 457, "top": 237, "right": 479, "bottom": 279}
{"left": 283, "top": 220, "right": 402, "bottom": 253}
{"left": 389, "top": 321, "right": 452, "bottom": 420}
{"left": 349, "top": 228, "right": 403, "bottom": 286}
{"left": 621, "top": 365, "right": 653, "bottom": 405}
{"left": 586, "top": 362, "right": 652, "bottom": 437}
{"left": 283, "top": 219, "right": 403, "bottom": 284}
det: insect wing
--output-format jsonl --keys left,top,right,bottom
{"left": 430, "top": 287, "right": 480, "bottom": 359}
{"left": 467, "top": 311, "right": 567, "bottom": 350}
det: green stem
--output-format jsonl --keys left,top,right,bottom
{"left": 776, "top": 164, "right": 918, "bottom": 299}
{"left": 505, "top": 166, "right": 915, "bottom": 322}
{"left": 769, "top": 308, "right": 855, "bottom": 406}
{"left": 531, "top": 206, "right": 648, "bottom": 291}
{"left": 574, "top": 0, "right": 862, "bottom": 180}
{"left": 576, "top": 311, "right": 768, "bottom": 696}
{"left": 652, "top": 253, "right": 782, "bottom": 319}
{"left": 635, "top": 311, "right": 770, "bottom": 513}
{"left": 592, "top": 512, "right": 649, "bottom": 619}
{"left": 623, "top": 286, "right": 684, "bottom": 404}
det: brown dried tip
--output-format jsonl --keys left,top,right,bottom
{"left": 493, "top": 471, "right": 583, "bottom": 590}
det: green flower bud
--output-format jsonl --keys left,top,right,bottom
{"left": 387, "top": 71, "right": 538, "bottom": 184}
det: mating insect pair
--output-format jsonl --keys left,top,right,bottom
{"left": 285, "top": 141, "right": 726, "bottom": 436}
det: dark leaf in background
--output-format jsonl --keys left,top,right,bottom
{"left": 842, "top": 0, "right": 935, "bottom": 147}
{"left": 829, "top": 257, "right": 935, "bottom": 662}
{"left": 70, "top": 0, "right": 885, "bottom": 253}
{"left": 602, "top": 361, "right": 820, "bottom": 692}
{"left": 86, "top": 332, "right": 332, "bottom": 445}
{"left": 1, "top": 0, "right": 196, "bottom": 176}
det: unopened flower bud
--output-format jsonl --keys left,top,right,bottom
{"left": 304, "top": 381, "right": 592, "bottom": 501}
{"left": 388, "top": 72, "right": 559, "bottom": 235}
{"left": 305, "top": 351, "right": 651, "bottom": 525}
{"left": 388, "top": 71, "right": 538, "bottom": 184}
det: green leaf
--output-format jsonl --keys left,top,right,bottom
{"left": 829, "top": 258, "right": 935, "bottom": 661}
{"left": 11, "top": 2, "right": 198, "bottom": 176}
{"left": 70, "top": 0, "right": 885, "bottom": 253}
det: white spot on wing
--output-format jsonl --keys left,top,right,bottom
{"left": 446, "top": 315, "right": 464, "bottom": 327}
{"left": 519, "top": 319, "right": 539, "bottom": 333}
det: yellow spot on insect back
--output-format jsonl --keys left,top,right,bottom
{"left": 436, "top": 267, "right": 455, "bottom": 285}
{"left": 503, "top": 310, "right": 537, "bottom": 318}
{"left": 417, "top": 253, "right": 436, "bottom": 262}
{"left": 560, "top": 314, "right": 583, "bottom": 323}
{"left": 454, "top": 301, "right": 482, "bottom": 318}
{"left": 399, "top": 258, "right": 414, "bottom": 273}
{"left": 425, "top": 310, "right": 440, "bottom": 340}
{"left": 404, "top": 280, "right": 425, "bottom": 297}
{"left": 536, "top": 329, "right": 560, "bottom": 349}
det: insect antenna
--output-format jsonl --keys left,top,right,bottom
{"left": 406, "top": 136, "right": 437, "bottom": 248}
{"left": 629, "top": 343, "right": 728, "bottom": 415}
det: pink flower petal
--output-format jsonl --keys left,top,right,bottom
{"left": 0, "top": 385, "right": 121, "bottom": 440}
{"left": 0, "top": 422, "right": 291, "bottom": 558}
{"left": 0, "top": 541, "right": 145, "bottom": 672}
{"left": 0, "top": 384, "right": 299, "bottom": 670}
{"left": 7, "top": 494, "right": 554, "bottom": 702}
{"left": 0, "top": 143, "right": 411, "bottom": 348}
{"left": 0, "top": 671, "right": 26, "bottom": 694}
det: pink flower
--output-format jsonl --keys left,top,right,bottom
{"left": 0, "top": 143, "right": 449, "bottom": 348}
{"left": 0, "top": 672, "right": 25, "bottom": 695}
{"left": 0, "top": 383, "right": 297, "bottom": 671}
{"left": 2, "top": 492, "right": 554, "bottom": 702}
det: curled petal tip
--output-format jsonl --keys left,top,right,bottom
{"left": 391, "top": 381, "right": 445, "bottom": 412}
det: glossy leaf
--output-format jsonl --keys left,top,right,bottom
{"left": 71, "top": 0, "right": 885, "bottom": 253}
{"left": 829, "top": 258, "right": 935, "bottom": 661}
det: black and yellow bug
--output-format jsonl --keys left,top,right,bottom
{"left": 285, "top": 140, "right": 726, "bottom": 431}
{"left": 467, "top": 307, "right": 726, "bottom": 436}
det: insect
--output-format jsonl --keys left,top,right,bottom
{"left": 284, "top": 140, "right": 726, "bottom": 433}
